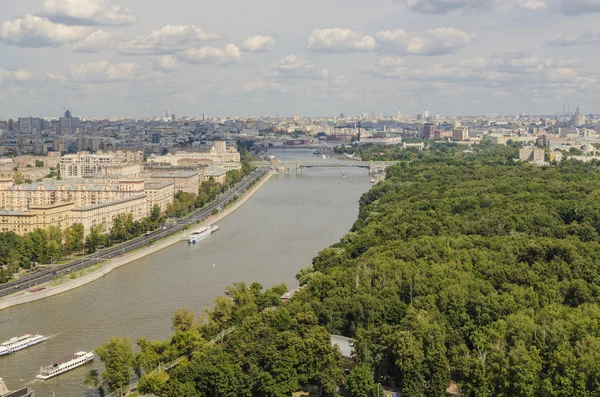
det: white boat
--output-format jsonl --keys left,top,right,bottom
{"left": 37, "top": 352, "right": 95, "bottom": 380}
{"left": 210, "top": 225, "right": 220, "bottom": 233}
{"left": 0, "top": 334, "right": 46, "bottom": 356}
{"left": 188, "top": 227, "right": 211, "bottom": 243}
{"left": 341, "top": 171, "right": 346, "bottom": 178}
{"left": 370, "top": 178, "right": 376, "bottom": 184}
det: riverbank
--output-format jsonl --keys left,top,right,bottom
{"left": 0, "top": 171, "right": 274, "bottom": 312}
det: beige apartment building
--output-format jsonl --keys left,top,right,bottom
{"left": 148, "top": 141, "right": 241, "bottom": 166}
{"left": 149, "top": 171, "right": 200, "bottom": 195}
{"left": 0, "top": 179, "right": 147, "bottom": 211}
{"left": 0, "top": 202, "right": 74, "bottom": 234}
{"left": 72, "top": 194, "right": 148, "bottom": 235}
{"left": 144, "top": 181, "right": 175, "bottom": 213}
{"left": 61, "top": 152, "right": 119, "bottom": 178}
{"left": 203, "top": 167, "right": 227, "bottom": 185}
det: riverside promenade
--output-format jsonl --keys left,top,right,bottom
{"left": 0, "top": 170, "right": 273, "bottom": 311}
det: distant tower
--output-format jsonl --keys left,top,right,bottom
{"left": 7, "top": 118, "right": 13, "bottom": 132}
{"left": 422, "top": 109, "right": 429, "bottom": 119}
{"left": 573, "top": 105, "right": 585, "bottom": 127}
{"left": 165, "top": 109, "right": 170, "bottom": 118}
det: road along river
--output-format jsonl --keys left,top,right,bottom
{"left": 0, "top": 149, "right": 371, "bottom": 397}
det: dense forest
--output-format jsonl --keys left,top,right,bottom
{"left": 94, "top": 145, "right": 600, "bottom": 397}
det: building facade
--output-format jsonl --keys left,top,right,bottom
{"left": 60, "top": 152, "right": 118, "bottom": 178}
{"left": 150, "top": 171, "right": 200, "bottom": 195}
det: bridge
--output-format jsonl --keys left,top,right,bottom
{"left": 254, "top": 160, "right": 399, "bottom": 175}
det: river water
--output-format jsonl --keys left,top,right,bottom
{"left": 0, "top": 149, "right": 371, "bottom": 397}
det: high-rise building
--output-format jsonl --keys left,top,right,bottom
{"left": 422, "top": 109, "right": 429, "bottom": 120}
{"left": 423, "top": 123, "right": 435, "bottom": 139}
{"left": 573, "top": 105, "right": 585, "bottom": 127}
{"left": 152, "top": 133, "right": 161, "bottom": 144}
{"left": 453, "top": 126, "right": 469, "bottom": 141}
{"left": 59, "top": 110, "right": 80, "bottom": 134}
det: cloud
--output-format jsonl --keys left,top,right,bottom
{"left": 264, "top": 54, "right": 329, "bottom": 79}
{"left": 395, "top": 0, "right": 549, "bottom": 13}
{"left": 307, "top": 28, "right": 376, "bottom": 53}
{"left": 362, "top": 52, "right": 591, "bottom": 91}
{"left": 65, "top": 61, "right": 138, "bottom": 83}
{"left": 0, "top": 69, "right": 33, "bottom": 85}
{"left": 395, "top": 0, "right": 499, "bottom": 14}
{"left": 241, "top": 35, "right": 276, "bottom": 52}
{"left": 518, "top": 0, "right": 548, "bottom": 9}
{"left": 119, "top": 25, "right": 221, "bottom": 55}
{"left": 177, "top": 44, "right": 241, "bottom": 66}
{"left": 560, "top": 0, "right": 600, "bottom": 15}
{"left": 328, "top": 75, "right": 350, "bottom": 88}
{"left": 243, "top": 81, "right": 288, "bottom": 94}
{"left": 38, "top": 0, "right": 136, "bottom": 26}
{"left": 0, "top": 14, "right": 92, "bottom": 48}
{"left": 361, "top": 57, "right": 406, "bottom": 78}
{"left": 376, "top": 28, "right": 476, "bottom": 55}
{"left": 154, "top": 55, "right": 178, "bottom": 72}
{"left": 72, "top": 30, "right": 114, "bottom": 52}
{"left": 548, "top": 31, "right": 600, "bottom": 46}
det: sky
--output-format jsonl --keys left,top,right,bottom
{"left": 1, "top": 0, "right": 599, "bottom": 118}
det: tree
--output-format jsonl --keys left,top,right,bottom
{"left": 95, "top": 337, "right": 135, "bottom": 394}
{"left": 85, "top": 225, "right": 105, "bottom": 254}
{"left": 64, "top": 223, "right": 85, "bottom": 255}
{"left": 172, "top": 308, "right": 195, "bottom": 333}
{"left": 346, "top": 363, "right": 375, "bottom": 397}
{"left": 12, "top": 171, "right": 24, "bottom": 185}
{"left": 85, "top": 369, "right": 101, "bottom": 397}
{"left": 138, "top": 370, "right": 169, "bottom": 396}
{"left": 35, "top": 160, "right": 44, "bottom": 167}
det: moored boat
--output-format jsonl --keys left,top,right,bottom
{"left": 188, "top": 227, "right": 212, "bottom": 243}
{"left": 0, "top": 334, "right": 47, "bottom": 356}
{"left": 37, "top": 352, "right": 95, "bottom": 380}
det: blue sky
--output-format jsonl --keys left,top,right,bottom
{"left": 1, "top": 0, "right": 599, "bottom": 118}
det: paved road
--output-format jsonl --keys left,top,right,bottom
{"left": 0, "top": 168, "right": 269, "bottom": 298}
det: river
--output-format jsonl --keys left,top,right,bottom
{"left": 0, "top": 149, "right": 371, "bottom": 397}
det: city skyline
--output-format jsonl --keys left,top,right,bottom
{"left": 1, "top": 0, "right": 600, "bottom": 118}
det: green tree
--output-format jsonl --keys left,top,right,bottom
{"left": 172, "top": 308, "right": 195, "bottom": 333}
{"left": 85, "top": 369, "right": 101, "bottom": 397}
{"left": 64, "top": 223, "right": 85, "bottom": 255}
{"left": 138, "top": 370, "right": 169, "bottom": 396}
{"left": 35, "top": 160, "right": 44, "bottom": 167}
{"left": 95, "top": 337, "right": 135, "bottom": 393}
{"left": 12, "top": 171, "right": 24, "bottom": 185}
{"left": 346, "top": 363, "right": 375, "bottom": 397}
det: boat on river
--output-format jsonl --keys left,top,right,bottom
{"left": 37, "top": 352, "right": 95, "bottom": 380}
{"left": 188, "top": 225, "right": 220, "bottom": 243}
{"left": 0, "top": 334, "right": 46, "bottom": 356}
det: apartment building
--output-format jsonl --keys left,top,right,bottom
{"left": 60, "top": 152, "right": 118, "bottom": 178}
{"left": 149, "top": 171, "right": 200, "bottom": 195}
{"left": 144, "top": 181, "right": 175, "bottom": 213}
{"left": 71, "top": 195, "right": 148, "bottom": 235}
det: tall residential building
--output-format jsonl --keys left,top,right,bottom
{"left": 423, "top": 123, "right": 435, "bottom": 139}
{"left": 60, "top": 152, "right": 119, "bottom": 178}
{"left": 573, "top": 106, "right": 585, "bottom": 127}
{"left": 59, "top": 110, "right": 81, "bottom": 134}
{"left": 453, "top": 126, "right": 469, "bottom": 141}
{"left": 17, "top": 117, "right": 43, "bottom": 133}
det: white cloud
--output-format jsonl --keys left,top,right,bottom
{"left": 328, "top": 75, "right": 350, "bottom": 88}
{"left": 264, "top": 54, "right": 329, "bottom": 79}
{"left": 177, "top": 44, "right": 241, "bottom": 66}
{"left": 38, "top": 0, "right": 136, "bottom": 26}
{"left": 307, "top": 28, "right": 376, "bottom": 53}
{"left": 361, "top": 57, "right": 406, "bottom": 78}
{"left": 560, "top": 0, "right": 600, "bottom": 15}
{"left": 154, "top": 55, "right": 178, "bottom": 72}
{"left": 241, "top": 35, "right": 276, "bottom": 52}
{"left": 72, "top": 30, "right": 114, "bottom": 52}
{"left": 376, "top": 28, "right": 476, "bottom": 55}
{"left": 0, "top": 14, "right": 92, "bottom": 48}
{"left": 66, "top": 61, "right": 138, "bottom": 83}
{"left": 518, "top": 0, "right": 548, "bottom": 9}
{"left": 0, "top": 69, "right": 33, "bottom": 85}
{"left": 243, "top": 81, "right": 288, "bottom": 94}
{"left": 396, "top": 0, "right": 499, "bottom": 14}
{"left": 548, "top": 31, "right": 600, "bottom": 46}
{"left": 119, "top": 25, "right": 220, "bottom": 55}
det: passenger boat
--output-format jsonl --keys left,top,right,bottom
{"left": 0, "top": 334, "right": 47, "bottom": 356}
{"left": 37, "top": 352, "right": 95, "bottom": 380}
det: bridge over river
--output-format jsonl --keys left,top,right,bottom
{"left": 253, "top": 160, "right": 399, "bottom": 175}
